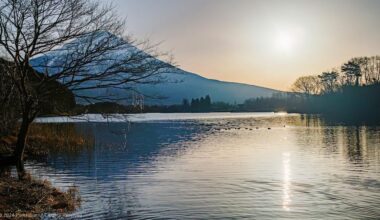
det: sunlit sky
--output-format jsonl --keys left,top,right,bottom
{"left": 113, "top": 0, "right": 380, "bottom": 91}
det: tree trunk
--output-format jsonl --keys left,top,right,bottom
{"left": 355, "top": 76, "right": 359, "bottom": 87}
{"left": 14, "top": 110, "right": 32, "bottom": 180}
{"left": 0, "top": 156, "right": 16, "bottom": 166}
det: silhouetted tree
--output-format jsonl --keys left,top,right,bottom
{"left": 182, "top": 98, "right": 189, "bottom": 107}
{"left": 205, "top": 95, "right": 211, "bottom": 107}
{"left": 318, "top": 71, "right": 339, "bottom": 94}
{"left": 189, "top": 95, "right": 212, "bottom": 112}
{"left": 0, "top": 0, "right": 171, "bottom": 178}
{"left": 341, "top": 59, "right": 362, "bottom": 86}
{"left": 291, "top": 75, "right": 320, "bottom": 95}
{"left": 182, "top": 98, "right": 190, "bottom": 111}
{"left": 354, "top": 56, "right": 380, "bottom": 85}
{"left": 200, "top": 97, "right": 205, "bottom": 108}
{"left": 283, "top": 56, "right": 380, "bottom": 121}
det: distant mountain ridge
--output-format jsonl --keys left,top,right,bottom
{"left": 135, "top": 69, "right": 278, "bottom": 105}
{"left": 30, "top": 32, "right": 278, "bottom": 105}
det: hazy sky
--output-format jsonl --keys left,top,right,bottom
{"left": 112, "top": 0, "right": 380, "bottom": 91}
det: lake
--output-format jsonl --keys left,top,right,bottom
{"left": 29, "top": 113, "right": 380, "bottom": 219}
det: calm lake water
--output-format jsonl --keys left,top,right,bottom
{"left": 28, "top": 113, "right": 380, "bottom": 219}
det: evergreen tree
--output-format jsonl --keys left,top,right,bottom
{"left": 205, "top": 95, "right": 211, "bottom": 108}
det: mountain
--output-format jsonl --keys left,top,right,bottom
{"left": 135, "top": 70, "right": 277, "bottom": 105}
{"left": 30, "top": 32, "right": 278, "bottom": 105}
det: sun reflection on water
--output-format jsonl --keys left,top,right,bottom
{"left": 282, "top": 152, "right": 292, "bottom": 211}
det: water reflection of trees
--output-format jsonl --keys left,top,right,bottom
{"left": 342, "top": 126, "right": 365, "bottom": 163}
{"left": 300, "top": 114, "right": 324, "bottom": 127}
{"left": 296, "top": 115, "right": 379, "bottom": 164}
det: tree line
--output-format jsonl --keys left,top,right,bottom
{"left": 76, "top": 95, "right": 214, "bottom": 113}
{"left": 243, "top": 56, "right": 380, "bottom": 122}
{"left": 54, "top": 54, "right": 380, "bottom": 121}
{"left": 292, "top": 56, "right": 380, "bottom": 95}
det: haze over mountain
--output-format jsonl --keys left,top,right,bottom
{"left": 31, "top": 32, "right": 278, "bottom": 105}
{"left": 136, "top": 70, "right": 277, "bottom": 105}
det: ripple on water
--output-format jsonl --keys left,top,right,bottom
{"left": 26, "top": 114, "right": 380, "bottom": 219}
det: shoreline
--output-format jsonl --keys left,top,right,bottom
{"left": 0, "top": 173, "right": 80, "bottom": 218}
{"left": 0, "top": 123, "right": 89, "bottom": 217}
{"left": 34, "top": 112, "right": 290, "bottom": 123}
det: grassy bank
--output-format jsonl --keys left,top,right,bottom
{"left": 0, "top": 123, "right": 92, "bottom": 217}
{"left": 0, "top": 171, "right": 80, "bottom": 219}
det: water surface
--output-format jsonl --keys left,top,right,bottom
{"left": 28, "top": 113, "right": 380, "bottom": 219}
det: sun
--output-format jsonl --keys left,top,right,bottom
{"left": 275, "top": 30, "right": 296, "bottom": 53}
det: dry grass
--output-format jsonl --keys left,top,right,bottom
{"left": 28, "top": 123, "right": 94, "bottom": 156}
{"left": 0, "top": 123, "right": 90, "bottom": 218}
{"left": 0, "top": 171, "right": 80, "bottom": 219}
{"left": 0, "top": 123, "right": 93, "bottom": 160}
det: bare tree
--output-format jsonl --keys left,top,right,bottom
{"left": 0, "top": 0, "right": 171, "bottom": 178}
{"left": 356, "top": 56, "right": 380, "bottom": 85}
{"left": 291, "top": 75, "right": 320, "bottom": 95}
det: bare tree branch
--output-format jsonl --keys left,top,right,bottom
{"left": 0, "top": 0, "right": 173, "bottom": 176}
